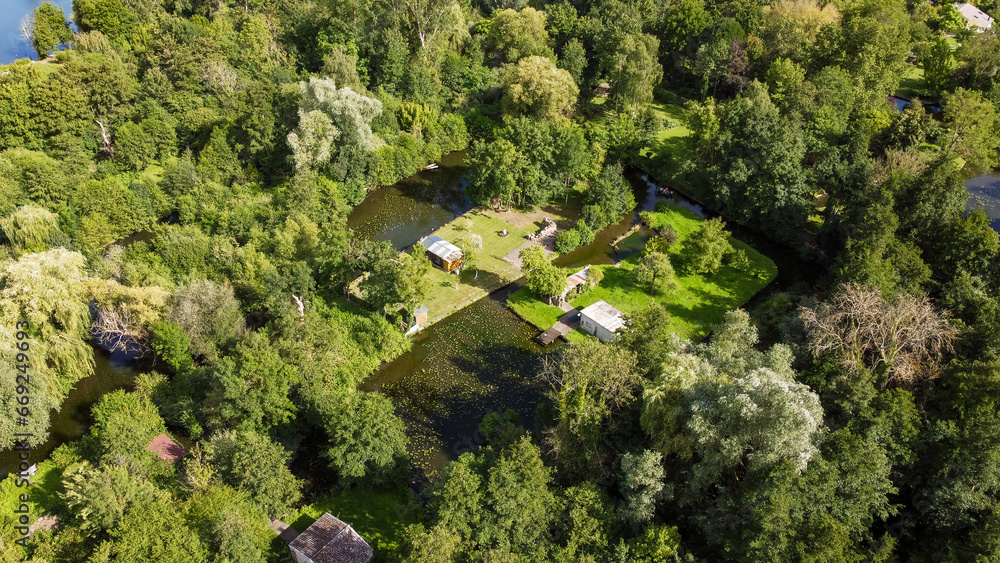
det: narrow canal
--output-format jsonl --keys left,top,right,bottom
{"left": 0, "top": 347, "right": 141, "bottom": 475}
{"left": 351, "top": 154, "right": 818, "bottom": 476}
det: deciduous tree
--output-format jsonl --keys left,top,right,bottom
{"left": 206, "top": 429, "right": 303, "bottom": 518}
{"left": 323, "top": 391, "right": 409, "bottom": 483}
{"left": 680, "top": 217, "right": 730, "bottom": 274}
{"left": 485, "top": 7, "right": 553, "bottom": 64}
{"left": 519, "top": 244, "right": 565, "bottom": 303}
{"left": 31, "top": 2, "right": 72, "bottom": 58}
{"left": 800, "top": 283, "right": 960, "bottom": 388}
{"left": 610, "top": 34, "right": 663, "bottom": 117}
{"left": 942, "top": 87, "right": 1000, "bottom": 176}
{"left": 502, "top": 56, "right": 579, "bottom": 119}
{"left": 635, "top": 251, "right": 677, "bottom": 295}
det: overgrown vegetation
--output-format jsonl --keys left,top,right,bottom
{"left": 2, "top": 0, "right": 1000, "bottom": 559}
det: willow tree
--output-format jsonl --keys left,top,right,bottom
{"left": 0, "top": 205, "right": 67, "bottom": 254}
{"left": 541, "top": 338, "right": 640, "bottom": 478}
{"left": 610, "top": 33, "right": 663, "bottom": 117}
{"left": 287, "top": 77, "right": 384, "bottom": 172}
{"left": 0, "top": 249, "right": 94, "bottom": 448}
{"left": 502, "top": 56, "right": 579, "bottom": 120}
{"left": 85, "top": 279, "right": 169, "bottom": 355}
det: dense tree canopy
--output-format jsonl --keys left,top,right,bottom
{"left": 3, "top": 0, "right": 1000, "bottom": 560}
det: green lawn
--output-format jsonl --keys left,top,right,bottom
{"left": 642, "top": 101, "right": 692, "bottom": 157}
{"left": 508, "top": 204, "right": 777, "bottom": 341}
{"left": 637, "top": 101, "right": 711, "bottom": 200}
{"left": 290, "top": 486, "right": 423, "bottom": 561}
{"left": 897, "top": 64, "right": 927, "bottom": 99}
{"left": 0, "top": 460, "right": 63, "bottom": 534}
{"left": 31, "top": 60, "right": 63, "bottom": 77}
{"left": 419, "top": 211, "right": 528, "bottom": 326}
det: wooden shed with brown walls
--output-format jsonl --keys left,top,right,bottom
{"left": 421, "top": 235, "right": 464, "bottom": 272}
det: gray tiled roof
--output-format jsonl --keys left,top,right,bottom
{"left": 289, "top": 513, "right": 373, "bottom": 563}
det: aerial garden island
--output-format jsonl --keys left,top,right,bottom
{"left": 402, "top": 200, "right": 775, "bottom": 345}
{"left": 3, "top": 0, "right": 1000, "bottom": 560}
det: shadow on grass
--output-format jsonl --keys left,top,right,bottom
{"left": 30, "top": 464, "right": 66, "bottom": 515}
{"left": 662, "top": 298, "right": 728, "bottom": 337}
{"left": 592, "top": 264, "right": 643, "bottom": 295}
{"left": 290, "top": 485, "right": 423, "bottom": 561}
{"left": 461, "top": 269, "right": 505, "bottom": 291}
{"left": 650, "top": 135, "right": 693, "bottom": 166}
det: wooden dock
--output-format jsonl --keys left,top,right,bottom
{"left": 537, "top": 309, "right": 580, "bottom": 345}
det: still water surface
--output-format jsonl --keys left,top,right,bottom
{"left": 0, "top": 347, "right": 139, "bottom": 476}
{"left": 353, "top": 157, "right": 811, "bottom": 476}
{"left": 966, "top": 174, "right": 1000, "bottom": 233}
{"left": 0, "top": 0, "right": 73, "bottom": 64}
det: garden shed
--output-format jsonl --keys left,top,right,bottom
{"left": 288, "top": 513, "right": 373, "bottom": 563}
{"left": 421, "top": 235, "right": 463, "bottom": 272}
{"left": 579, "top": 300, "right": 626, "bottom": 342}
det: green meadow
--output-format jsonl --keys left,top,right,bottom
{"left": 508, "top": 204, "right": 777, "bottom": 341}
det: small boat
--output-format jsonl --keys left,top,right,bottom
{"left": 658, "top": 186, "right": 673, "bottom": 197}
{"left": 424, "top": 163, "right": 439, "bottom": 170}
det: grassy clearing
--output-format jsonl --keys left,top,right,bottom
{"left": 483, "top": 196, "right": 584, "bottom": 232}
{"left": 419, "top": 211, "right": 528, "bottom": 326}
{"left": 0, "top": 460, "right": 63, "bottom": 531}
{"left": 637, "top": 101, "right": 715, "bottom": 201}
{"left": 508, "top": 204, "right": 776, "bottom": 341}
{"left": 290, "top": 486, "right": 423, "bottom": 561}
{"left": 642, "top": 101, "right": 692, "bottom": 157}
{"left": 507, "top": 289, "right": 564, "bottom": 331}
{"left": 31, "top": 60, "right": 63, "bottom": 77}
{"left": 897, "top": 64, "right": 927, "bottom": 99}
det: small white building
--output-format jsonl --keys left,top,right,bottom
{"left": 288, "top": 513, "right": 373, "bottom": 563}
{"left": 956, "top": 2, "right": 994, "bottom": 30}
{"left": 579, "top": 300, "right": 626, "bottom": 342}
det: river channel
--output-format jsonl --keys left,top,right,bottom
{"left": 351, "top": 154, "right": 818, "bottom": 476}
{"left": 0, "top": 150, "right": 839, "bottom": 478}
{"left": 0, "top": 347, "right": 140, "bottom": 476}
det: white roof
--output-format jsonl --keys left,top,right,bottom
{"left": 956, "top": 3, "right": 994, "bottom": 28}
{"left": 421, "top": 235, "right": 462, "bottom": 262}
{"left": 566, "top": 267, "right": 590, "bottom": 290}
{"left": 580, "top": 300, "right": 625, "bottom": 332}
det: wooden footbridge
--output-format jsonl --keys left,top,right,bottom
{"left": 536, "top": 308, "right": 580, "bottom": 346}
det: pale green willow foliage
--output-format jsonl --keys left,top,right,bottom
{"left": 287, "top": 77, "right": 384, "bottom": 170}
{"left": 0, "top": 205, "right": 66, "bottom": 254}
{"left": 641, "top": 309, "right": 823, "bottom": 500}
{"left": 0, "top": 249, "right": 94, "bottom": 448}
{"left": 683, "top": 367, "right": 823, "bottom": 494}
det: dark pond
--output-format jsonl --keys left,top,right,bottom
{"left": 349, "top": 151, "right": 552, "bottom": 476}
{"left": 347, "top": 150, "right": 472, "bottom": 250}
{"left": 0, "top": 345, "right": 140, "bottom": 477}
{"left": 966, "top": 174, "right": 1000, "bottom": 233}
{"left": 360, "top": 289, "right": 551, "bottom": 476}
